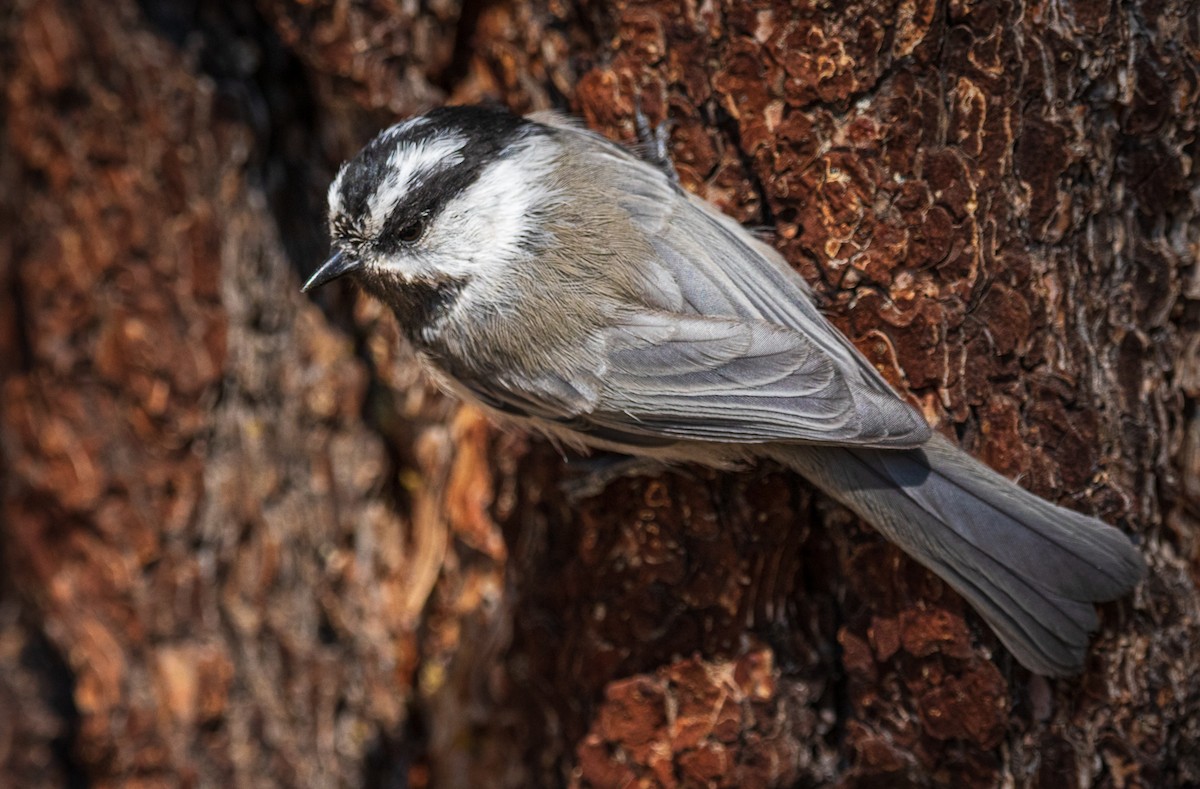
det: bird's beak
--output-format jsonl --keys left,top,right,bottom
{"left": 302, "top": 250, "right": 361, "bottom": 292}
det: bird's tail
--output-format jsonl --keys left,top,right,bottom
{"left": 768, "top": 434, "right": 1144, "bottom": 676}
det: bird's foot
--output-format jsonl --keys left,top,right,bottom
{"left": 560, "top": 453, "right": 668, "bottom": 503}
{"left": 633, "top": 96, "right": 680, "bottom": 184}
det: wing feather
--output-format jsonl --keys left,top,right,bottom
{"left": 455, "top": 310, "right": 928, "bottom": 449}
{"left": 560, "top": 125, "right": 906, "bottom": 397}
{"left": 589, "top": 312, "right": 928, "bottom": 446}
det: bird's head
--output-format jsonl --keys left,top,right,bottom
{"left": 304, "top": 106, "right": 558, "bottom": 311}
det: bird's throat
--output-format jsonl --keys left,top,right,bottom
{"left": 358, "top": 271, "right": 467, "bottom": 342}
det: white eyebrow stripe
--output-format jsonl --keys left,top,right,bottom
{"left": 379, "top": 115, "right": 430, "bottom": 141}
{"left": 414, "top": 138, "right": 563, "bottom": 280}
{"left": 327, "top": 163, "right": 349, "bottom": 216}
{"left": 366, "top": 134, "right": 467, "bottom": 230}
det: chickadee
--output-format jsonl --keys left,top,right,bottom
{"left": 304, "top": 105, "right": 1144, "bottom": 677}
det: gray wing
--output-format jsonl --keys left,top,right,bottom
{"left": 589, "top": 311, "right": 930, "bottom": 447}
{"left": 467, "top": 310, "right": 929, "bottom": 449}
{"left": 544, "top": 116, "right": 903, "bottom": 397}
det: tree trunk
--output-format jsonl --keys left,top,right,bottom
{"left": 2, "top": 0, "right": 1198, "bottom": 786}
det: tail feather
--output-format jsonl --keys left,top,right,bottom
{"left": 916, "top": 539, "right": 1097, "bottom": 675}
{"left": 771, "top": 434, "right": 1144, "bottom": 676}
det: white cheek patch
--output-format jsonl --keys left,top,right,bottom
{"left": 425, "top": 141, "right": 561, "bottom": 280}
{"left": 367, "top": 134, "right": 467, "bottom": 231}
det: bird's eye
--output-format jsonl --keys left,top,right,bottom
{"left": 396, "top": 217, "right": 426, "bottom": 244}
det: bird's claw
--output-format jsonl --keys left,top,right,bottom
{"left": 633, "top": 96, "right": 680, "bottom": 184}
{"left": 559, "top": 454, "right": 667, "bottom": 503}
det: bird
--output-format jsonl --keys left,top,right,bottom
{"left": 303, "top": 104, "right": 1144, "bottom": 677}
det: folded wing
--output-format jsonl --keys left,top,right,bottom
{"left": 461, "top": 311, "right": 929, "bottom": 449}
{"left": 587, "top": 312, "right": 930, "bottom": 447}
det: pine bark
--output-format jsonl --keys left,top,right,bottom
{"left": 2, "top": 0, "right": 1198, "bottom": 786}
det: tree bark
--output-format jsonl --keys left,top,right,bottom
{"left": 2, "top": 0, "right": 1198, "bottom": 786}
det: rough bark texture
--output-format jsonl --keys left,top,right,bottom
{"left": 1, "top": 0, "right": 1198, "bottom": 787}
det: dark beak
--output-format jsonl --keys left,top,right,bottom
{"left": 302, "top": 250, "right": 361, "bottom": 292}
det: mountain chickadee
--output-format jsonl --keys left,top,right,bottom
{"left": 304, "top": 105, "right": 1144, "bottom": 677}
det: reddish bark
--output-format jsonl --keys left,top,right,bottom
{"left": 2, "top": 0, "right": 1199, "bottom": 786}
